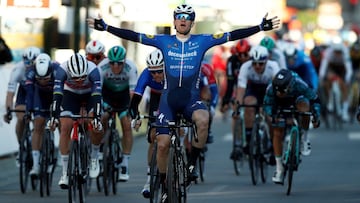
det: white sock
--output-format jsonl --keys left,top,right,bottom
{"left": 32, "top": 150, "right": 40, "bottom": 168}
{"left": 121, "top": 154, "right": 130, "bottom": 168}
{"left": 275, "top": 156, "right": 283, "bottom": 172}
{"left": 61, "top": 155, "right": 69, "bottom": 175}
{"left": 91, "top": 144, "right": 100, "bottom": 159}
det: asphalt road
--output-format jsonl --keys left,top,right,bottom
{"left": 0, "top": 113, "right": 360, "bottom": 203}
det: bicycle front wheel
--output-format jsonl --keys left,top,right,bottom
{"left": 68, "top": 141, "right": 79, "bottom": 203}
{"left": 286, "top": 128, "right": 299, "bottom": 195}
{"left": 232, "top": 118, "right": 244, "bottom": 176}
{"left": 19, "top": 127, "right": 32, "bottom": 194}
{"left": 150, "top": 142, "right": 161, "bottom": 203}
{"left": 167, "top": 146, "right": 187, "bottom": 203}
{"left": 248, "top": 126, "right": 260, "bottom": 185}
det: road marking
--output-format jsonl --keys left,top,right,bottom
{"left": 348, "top": 132, "right": 360, "bottom": 140}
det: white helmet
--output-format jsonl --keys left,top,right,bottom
{"left": 250, "top": 45, "right": 269, "bottom": 62}
{"left": 173, "top": 4, "right": 195, "bottom": 21}
{"left": 35, "top": 53, "right": 51, "bottom": 77}
{"left": 146, "top": 49, "right": 164, "bottom": 67}
{"left": 283, "top": 43, "right": 297, "bottom": 57}
{"left": 85, "top": 40, "right": 105, "bottom": 54}
{"left": 23, "top": 46, "right": 41, "bottom": 61}
{"left": 67, "top": 53, "right": 88, "bottom": 77}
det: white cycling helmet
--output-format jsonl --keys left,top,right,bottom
{"left": 23, "top": 46, "right": 41, "bottom": 61}
{"left": 85, "top": 40, "right": 105, "bottom": 54}
{"left": 250, "top": 45, "right": 269, "bottom": 62}
{"left": 283, "top": 43, "right": 297, "bottom": 57}
{"left": 67, "top": 53, "right": 88, "bottom": 77}
{"left": 146, "top": 49, "right": 164, "bottom": 68}
{"left": 35, "top": 53, "right": 51, "bottom": 77}
{"left": 173, "top": 4, "right": 195, "bottom": 21}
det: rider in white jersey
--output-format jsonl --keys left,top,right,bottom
{"left": 234, "top": 45, "right": 280, "bottom": 158}
{"left": 3, "top": 46, "right": 40, "bottom": 166}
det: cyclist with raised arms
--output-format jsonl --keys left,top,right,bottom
{"left": 3, "top": 46, "right": 40, "bottom": 166}
{"left": 48, "top": 53, "right": 103, "bottom": 189}
{"left": 263, "top": 69, "right": 320, "bottom": 184}
{"left": 128, "top": 49, "right": 164, "bottom": 198}
{"left": 87, "top": 4, "right": 280, "bottom": 202}
{"left": 233, "top": 45, "right": 280, "bottom": 158}
{"left": 100, "top": 45, "right": 138, "bottom": 181}
{"left": 25, "top": 53, "right": 60, "bottom": 177}
{"left": 221, "top": 39, "right": 251, "bottom": 115}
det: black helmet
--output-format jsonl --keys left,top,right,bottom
{"left": 273, "top": 69, "right": 294, "bottom": 93}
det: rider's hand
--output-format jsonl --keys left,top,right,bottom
{"left": 87, "top": 14, "right": 108, "bottom": 31}
{"left": 48, "top": 117, "right": 58, "bottom": 131}
{"left": 259, "top": 13, "right": 280, "bottom": 31}
{"left": 131, "top": 118, "right": 142, "bottom": 132}
{"left": 92, "top": 118, "right": 103, "bottom": 132}
{"left": 3, "top": 113, "right": 12, "bottom": 124}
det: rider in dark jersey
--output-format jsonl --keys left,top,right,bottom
{"left": 88, "top": 4, "right": 280, "bottom": 200}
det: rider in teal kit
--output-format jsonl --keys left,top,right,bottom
{"left": 88, "top": 4, "right": 280, "bottom": 201}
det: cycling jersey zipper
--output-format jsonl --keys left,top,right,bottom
{"left": 179, "top": 41, "right": 184, "bottom": 87}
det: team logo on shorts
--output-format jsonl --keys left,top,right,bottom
{"left": 212, "top": 33, "right": 224, "bottom": 39}
{"left": 146, "top": 34, "right": 154, "bottom": 39}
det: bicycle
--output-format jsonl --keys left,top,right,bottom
{"left": 153, "top": 115, "right": 193, "bottom": 203}
{"left": 39, "top": 116, "right": 58, "bottom": 197}
{"left": 61, "top": 114, "right": 93, "bottom": 203}
{"left": 240, "top": 104, "right": 270, "bottom": 185}
{"left": 99, "top": 108, "right": 123, "bottom": 196}
{"left": 6, "top": 109, "right": 37, "bottom": 194}
{"left": 274, "top": 107, "right": 312, "bottom": 195}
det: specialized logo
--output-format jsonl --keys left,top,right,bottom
{"left": 212, "top": 33, "right": 224, "bottom": 39}
{"left": 158, "top": 113, "right": 164, "bottom": 123}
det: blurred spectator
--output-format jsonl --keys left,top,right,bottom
{"left": 211, "top": 45, "right": 228, "bottom": 98}
{"left": 0, "top": 36, "right": 13, "bottom": 64}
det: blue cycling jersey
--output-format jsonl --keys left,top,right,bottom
{"left": 286, "top": 50, "right": 319, "bottom": 91}
{"left": 134, "top": 68, "right": 163, "bottom": 95}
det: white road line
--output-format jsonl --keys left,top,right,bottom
{"left": 348, "top": 132, "right": 360, "bottom": 140}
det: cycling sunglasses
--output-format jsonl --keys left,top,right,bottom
{"left": 87, "top": 54, "right": 103, "bottom": 61}
{"left": 72, "top": 75, "right": 87, "bottom": 82}
{"left": 35, "top": 75, "right": 51, "bottom": 81}
{"left": 109, "top": 61, "right": 124, "bottom": 66}
{"left": 150, "top": 69, "right": 163, "bottom": 74}
{"left": 252, "top": 61, "right": 266, "bottom": 66}
{"left": 175, "top": 13, "right": 192, "bottom": 20}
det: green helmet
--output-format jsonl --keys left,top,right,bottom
{"left": 108, "top": 46, "right": 126, "bottom": 62}
{"left": 260, "top": 36, "right": 276, "bottom": 51}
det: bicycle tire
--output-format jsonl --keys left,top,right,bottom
{"left": 112, "top": 130, "right": 122, "bottom": 195}
{"left": 198, "top": 147, "right": 206, "bottom": 182}
{"left": 286, "top": 128, "right": 298, "bottom": 195}
{"left": 39, "top": 131, "right": 49, "bottom": 197}
{"left": 47, "top": 130, "right": 57, "bottom": 196}
{"left": 79, "top": 133, "right": 91, "bottom": 201}
{"left": 19, "top": 126, "right": 31, "bottom": 194}
{"left": 232, "top": 118, "right": 244, "bottom": 176}
{"left": 249, "top": 125, "right": 260, "bottom": 185}
{"left": 68, "top": 141, "right": 78, "bottom": 203}
{"left": 167, "top": 146, "right": 187, "bottom": 203}
{"left": 150, "top": 142, "right": 161, "bottom": 203}
{"left": 260, "top": 123, "right": 269, "bottom": 183}
{"left": 102, "top": 129, "right": 112, "bottom": 196}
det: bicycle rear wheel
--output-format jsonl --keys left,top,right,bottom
{"left": 39, "top": 131, "right": 50, "bottom": 197}
{"left": 111, "top": 130, "right": 122, "bottom": 195}
{"left": 198, "top": 146, "right": 206, "bottom": 182}
{"left": 249, "top": 126, "right": 260, "bottom": 185}
{"left": 46, "top": 130, "right": 57, "bottom": 196}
